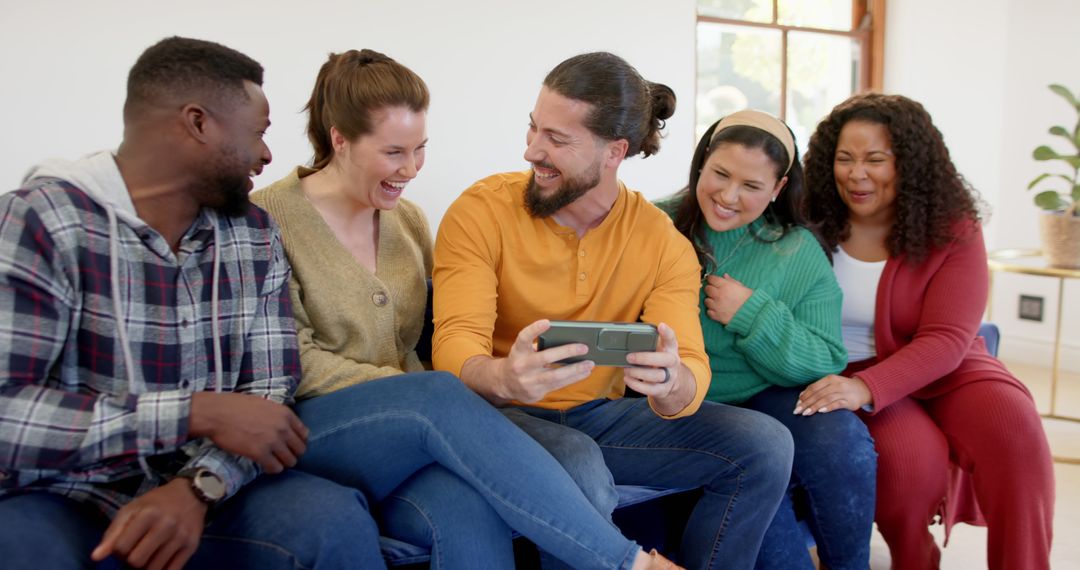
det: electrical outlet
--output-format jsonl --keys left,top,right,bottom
{"left": 1019, "top": 295, "right": 1044, "bottom": 322}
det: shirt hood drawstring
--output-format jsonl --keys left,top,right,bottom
{"left": 27, "top": 150, "right": 227, "bottom": 478}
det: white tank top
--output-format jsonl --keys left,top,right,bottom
{"left": 833, "top": 246, "right": 886, "bottom": 362}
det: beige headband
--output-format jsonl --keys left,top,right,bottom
{"left": 709, "top": 109, "right": 796, "bottom": 174}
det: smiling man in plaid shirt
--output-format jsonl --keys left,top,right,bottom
{"left": 0, "top": 37, "right": 382, "bottom": 570}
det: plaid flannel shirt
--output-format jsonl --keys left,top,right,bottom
{"left": 0, "top": 178, "right": 300, "bottom": 515}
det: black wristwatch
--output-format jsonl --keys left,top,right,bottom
{"left": 177, "top": 467, "right": 226, "bottom": 505}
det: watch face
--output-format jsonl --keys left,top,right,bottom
{"left": 195, "top": 470, "right": 227, "bottom": 501}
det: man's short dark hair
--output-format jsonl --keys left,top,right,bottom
{"left": 124, "top": 36, "right": 264, "bottom": 119}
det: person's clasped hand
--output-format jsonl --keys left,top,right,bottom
{"left": 703, "top": 273, "right": 753, "bottom": 325}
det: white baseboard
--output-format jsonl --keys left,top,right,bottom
{"left": 998, "top": 334, "right": 1080, "bottom": 373}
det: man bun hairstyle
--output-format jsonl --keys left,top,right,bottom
{"left": 305, "top": 49, "right": 429, "bottom": 170}
{"left": 124, "top": 36, "right": 263, "bottom": 119}
{"left": 543, "top": 52, "right": 676, "bottom": 158}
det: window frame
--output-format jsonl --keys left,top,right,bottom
{"left": 696, "top": 0, "right": 885, "bottom": 122}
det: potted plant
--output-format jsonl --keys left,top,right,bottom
{"left": 1028, "top": 84, "right": 1080, "bottom": 268}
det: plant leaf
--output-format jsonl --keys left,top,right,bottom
{"left": 1028, "top": 173, "right": 1052, "bottom": 190}
{"left": 1035, "top": 190, "right": 1067, "bottom": 210}
{"left": 1073, "top": 184, "right": 1080, "bottom": 202}
{"left": 1028, "top": 173, "right": 1075, "bottom": 190}
{"left": 1034, "top": 146, "right": 1080, "bottom": 168}
{"left": 1050, "top": 125, "right": 1076, "bottom": 150}
{"left": 1050, "top": 84, "right": 1080, "bottom": 109}
{"left": 1033, "top": 145, "right": 1060, "bottom": 160}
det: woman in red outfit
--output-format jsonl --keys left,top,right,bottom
{"left": 797, "top": 92, "right": 1054, "bottom": 569}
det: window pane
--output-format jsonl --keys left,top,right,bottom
{"left": 696, "top": 22, "right": 782, "bottom": 141}
{"left": 777, "top": 0, "right": 852, "bottom": 30}
{"left": 698, "top": 0, "right": 774, "bottom": 24}
{"left": 785, "top": 31, "right": 861, "bottom": 153}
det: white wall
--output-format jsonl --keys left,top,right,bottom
{"left": 884, "top": 0, "right": 1080, "bottom": 372}
{"left": 993, "top": 0, "right": 1080, "bottom": 372}
{"left": 0, "top": 0, "right": 698, "bottom": 231}
{"left": 3, "top": 0, "right": 1076, "bottom": 370}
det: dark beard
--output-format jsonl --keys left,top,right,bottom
{"left": 212, "top": 175, "right": 252, "bottom": 218}
{"left": 524, "top": 165, "right": 601, "bottom": 219}
{"left": 200, "top": 145, "right": 253, "bottom": 218}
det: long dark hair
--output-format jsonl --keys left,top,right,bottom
{"left": 672, "top": 117, "right": 821, "bottom": 274}
{"left": 803, "top": 93, "right": 982, "bottom": 262}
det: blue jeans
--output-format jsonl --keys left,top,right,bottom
{"left": 378, "top": 464, "right": 515, "bottom": 568}
{"left": 503, "top": 397, "right": 795, "bottom": 570}
{"left": 0, "top": 470, "right": 382, "bottom": 569}
{"left": 742, "top": 386, "right": 877, "bottom": 570}
{"left": 293, "top": 372, "right": 641, "bottom": 570}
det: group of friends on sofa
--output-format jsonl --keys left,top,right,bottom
{"left": 0, "top": 36, "right": 1054, "bottom": 570}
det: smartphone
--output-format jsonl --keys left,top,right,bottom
{"left": 537, "top": 320, "right": 659, "bottom": 367}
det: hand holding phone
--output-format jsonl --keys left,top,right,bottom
{"left": 472, "top": 319, "right": 597, "bottom": 404}
{"left": 537, "top": 320, "right": 659, "bottom": 367}
{"left": 621, "top": 322, "right": 692, "bottom": 415}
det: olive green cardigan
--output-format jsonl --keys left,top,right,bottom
{"left": 252, "top": 167, "right": 433, "bottom": 399}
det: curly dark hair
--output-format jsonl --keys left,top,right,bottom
{"left": 802, "top": 93, "right": 982, "bottom": 262}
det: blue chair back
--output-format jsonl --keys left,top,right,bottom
{"left": 978, "top": 322, "right": 1000, "bottom": 356}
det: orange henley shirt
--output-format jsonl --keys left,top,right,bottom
{"left": 432, "top": 171, "right": 709, "bottom": 418}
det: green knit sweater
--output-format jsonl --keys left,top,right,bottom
{"left": 252, "top": 167, "right": 433, "bottom": 399}
{"left": 659, "top": 200, "right": 846, "bottom": 403}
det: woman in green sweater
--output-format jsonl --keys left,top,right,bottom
{"left": 252, "top": 50, "right": 678, "bottom": 570}
{"left": 661, "top": 110, "right": 876, "bottom": 569}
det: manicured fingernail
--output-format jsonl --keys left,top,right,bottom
{"left": 802, "top": 408, "right": 813, "bottom": 416}
{"left": 818, "top": 407, "right": 828, "bottom": 413}
{"left": 792, "top": 406, "right": 804, "bottom": 415}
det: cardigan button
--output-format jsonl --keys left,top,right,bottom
{"left": 372, "top": 292, "right": 389, "bottom": 307}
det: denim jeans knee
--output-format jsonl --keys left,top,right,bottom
{"left": 196, "top": 470, "right": 385, "bottom": 570}
{"left": 744, "top": 386, "right": 876, "bottom": 570}
{"left": 380, "top": 464, "right": 515, "bottom": 569}
{"left": 501, "top": 407, "right": 620, "bottom": 517}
